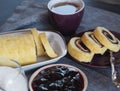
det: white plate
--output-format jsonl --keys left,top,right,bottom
{"left": 22, "top": 30, "right": 67, "bottom": 71}
{"left": 0, "top": 30, "right": 67, "bottom": 71}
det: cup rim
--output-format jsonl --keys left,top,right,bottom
{"left": 47, "top": 0, "right": 85, "bottom": 15}
{"left": 29, "top": 64, "right": 88, "bottom": 91}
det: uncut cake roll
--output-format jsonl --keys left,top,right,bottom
{"left": 0, "top": 33, "right": 36, "bottom": 66}
{"left": 81, "top": 32, "right": 107, "bottom": 55}
{"left": 93, "top": 27, "right": 120, "bottom": 52}
{"left": 68, "top": 37, "right": 94, "bottom": 62}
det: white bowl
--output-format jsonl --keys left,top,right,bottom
{"left": 29, "top": 64, "right": 88, "bottom": 91}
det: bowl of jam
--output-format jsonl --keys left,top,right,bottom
{"left": 29, "top": 64, "right": 88, "bottom": 91}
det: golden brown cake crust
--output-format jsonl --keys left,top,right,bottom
{"left": 68, "top": 37, "right": 94, "bottom": 62}
{"left": 81, "top": 31, "right": 107, "bottom": 55}
{"left": 40, "top": 33, "right": 57, "bottom": 58}
{"left": 93, "top": 27, "right": 120, "bottom": 52}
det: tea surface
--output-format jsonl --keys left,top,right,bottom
{"left": 51, "top": 3, "right": 80, "bottom": 14}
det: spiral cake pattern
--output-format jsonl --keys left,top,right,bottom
{"left": 81, "top": 32, "right": 107, "bottom": 55}
{"left": 68, "top": 37, "right": 94, "bottom": 62}
{"left": 93, "top": 27, "right": 120, "bottom": 52}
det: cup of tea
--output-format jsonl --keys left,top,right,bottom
{"left": 47, "top": 0, "right": 85, "bottom": 35}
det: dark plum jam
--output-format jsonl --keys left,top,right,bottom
{"left": 32, "top": 65, "right": 84, "bottom": 91}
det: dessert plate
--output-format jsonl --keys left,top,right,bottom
{"left": 22, "top": 30, "right": 67, "bottom": 71}
{"left": 0, "top": 29, "right": 67, "bottom": 71}
{"left": 71, "top": 30, "right": 120, "bottom": 68}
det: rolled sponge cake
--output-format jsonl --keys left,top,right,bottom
{"left": 93, "top": 27, "right": 120, "bottom": 52}
{"left": 68, "top": 37, "right": 94, "bottom": 62}
{"left": 0, "top": 33, "right": 36, "bottom": 66}
{"left": 0, "top": 29, "right": 59, "bottom": 66}
{"left": 81, "top": 32, "right": 107, "bottom": 55}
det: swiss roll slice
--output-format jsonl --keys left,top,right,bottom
{"left": 81, "top": 32, "right": 107, "bottom": 55}
{"left": 39, "top": 33, "right": 57, "bottom": 58}
{"left": 68, "top": 37, "right": 94, "bottom": 62}
{"left": 31, "top": 28, "right": 45, "bottom": 56}
{"left": 93, "top": 27, "right": 120, "bottom": 52}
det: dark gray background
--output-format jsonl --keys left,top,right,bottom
{"left": 0, "top": 0, "right": 120, "bottom": 26}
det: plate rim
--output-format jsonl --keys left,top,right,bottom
{"left": 22, "top": 30, "right": 67, "bottom": 71}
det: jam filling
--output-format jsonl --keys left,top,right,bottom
{"left": 32, "top": 66, "right": 84, "bottom": 91}
{"left": 102, "top": 30, "right": 118, "bottom": 44}
{"left": 89, "top": 33, "right": 104, "bottom": 48}
{"left": 75, "top": 39, "right": 90, "bottom": 53}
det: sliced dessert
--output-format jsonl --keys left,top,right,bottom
{"left": 39, "top": 33, "right": 57, "bottom": 58}
{"left": 81, "top": 32, "right": 107, "bottom": 55}
{"left": 93, "top": 27, "right": 120, "bottom": 52}
{"left": 68, "top": 37, "right": 94, "bottom": 62}
{"left": 31, "top": 28, "right": 45, "bottom": 56}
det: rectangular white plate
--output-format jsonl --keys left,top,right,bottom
{"left": 23, "top": 30, "right": 67, "bottom": 71}
{"left": 0, "top": 30, "right": 67, "bottom": 71}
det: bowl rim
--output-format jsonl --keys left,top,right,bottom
{"left": 29, "top": 64, "right": 88, "bottom": 91}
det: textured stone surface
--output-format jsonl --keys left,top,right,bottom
{"left": 94, "top": 0, "right": 120, "bottom": 5}
{"left": 0, "top": 0, "right": 120, "bottom": 33}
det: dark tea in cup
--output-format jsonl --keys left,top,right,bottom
{"left": 51, "top": 2, "right": 81, "bottom": 15}
{"left": 47, "top": 0, "right": 85, "bottom": 35}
